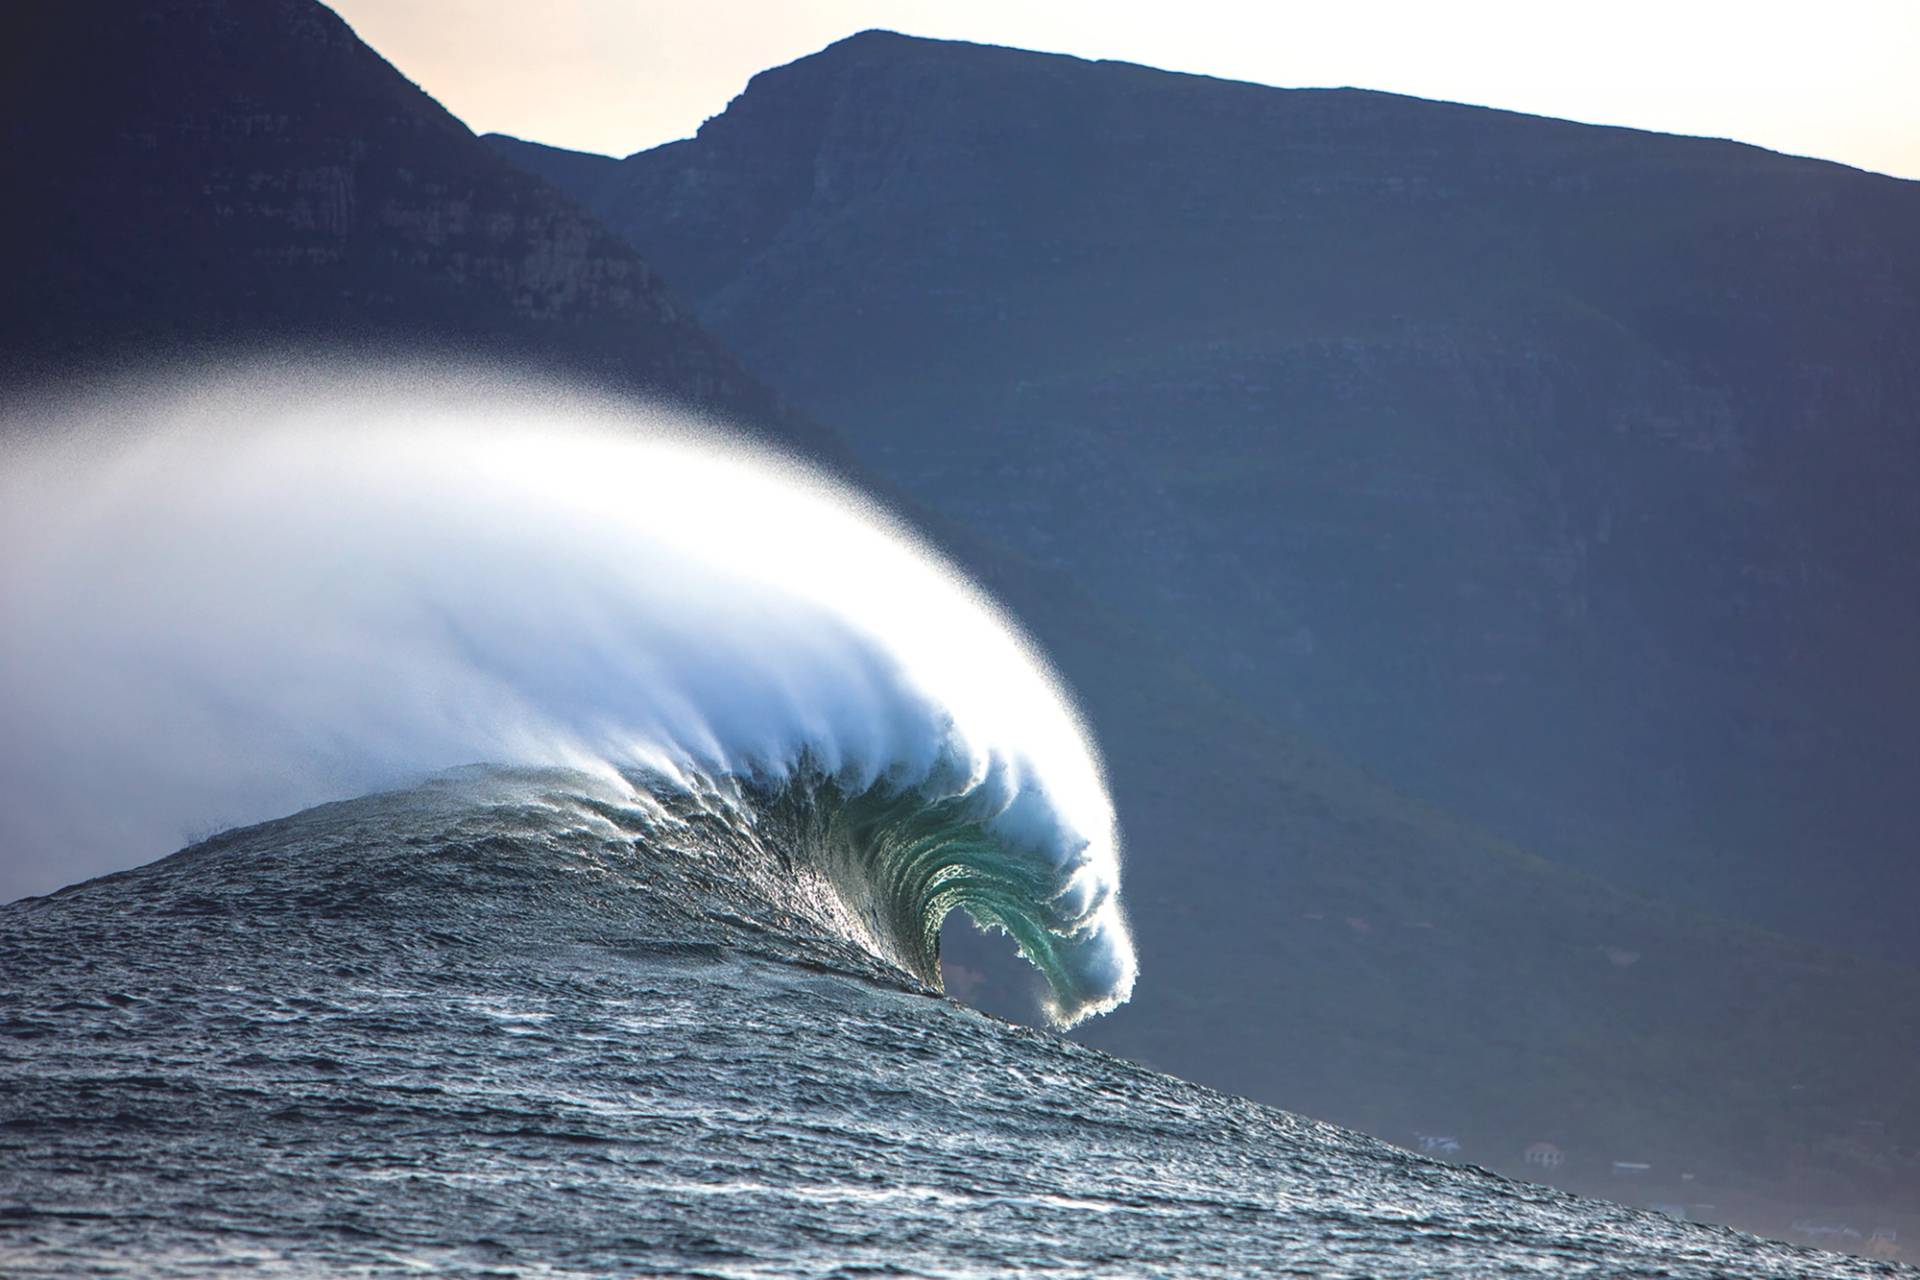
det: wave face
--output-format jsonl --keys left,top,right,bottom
{"left": 0, "top": 364, "right": 1133, "bottom": 1025}
{"left": 0, "top": 784, "right": 1886, "bottom": 1279}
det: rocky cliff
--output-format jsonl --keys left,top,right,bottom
{"left": 0, "top": 0, "right": 832, "bottom": 455}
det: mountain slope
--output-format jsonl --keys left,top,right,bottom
{"left": 491, "top": 31, "right": 1920, "bottom": 964}
{"left": 0, "top": 0, "right": 832, "bottom": 456}
{"left": 980, "top": 541, "right": 1920, "bottom": 1238}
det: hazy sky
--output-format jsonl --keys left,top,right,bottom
{"left": 327, "top": 1, "right": 1919, "bottom": 181}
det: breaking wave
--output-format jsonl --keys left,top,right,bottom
{"left": 0, "top": 363, "right": 1135, "bottom": 1025}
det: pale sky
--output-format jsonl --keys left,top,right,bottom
{"left": 327, "top": 1, "right": 1920, "bottom": 181}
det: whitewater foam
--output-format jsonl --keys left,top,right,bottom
{"left": 0, "top": 363, "right": 1135, "bottom": 1024}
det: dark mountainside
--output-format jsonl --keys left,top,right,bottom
{"left": 492, "top": 31, "right": 1920, "bottom": 969}
{"left": 0, "top": 0, "right": 832, "bottom": 457}
{"left": 1, "top": 2, "right": 1916, "bottom": 1252}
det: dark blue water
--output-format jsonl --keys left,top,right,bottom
{"left": 1, "top": 771, "right": 1905, "bottom": 1277}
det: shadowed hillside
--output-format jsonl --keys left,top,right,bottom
{"left": 0, "top": 0, "right": 833, "bottom": 457}
{"left": 491, "top": 30, "right": 1920, "bottom": 966}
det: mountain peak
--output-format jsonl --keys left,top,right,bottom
{"left": 0, "top": 0, "right": 836, "bottom": 457}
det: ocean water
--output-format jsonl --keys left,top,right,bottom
{"left": 0, "top": 770, "right": 1902, "bottom": 1279}
{"left": 0, "top": 370, "right": 1908, "bottom": 1275}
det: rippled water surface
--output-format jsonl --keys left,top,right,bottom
{"left": 1, "top": 774, "right": 1905, "bottom": 1277}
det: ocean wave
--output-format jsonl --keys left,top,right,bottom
{"left": 0, "top": 362, "right": 1135, "bottom": 1025}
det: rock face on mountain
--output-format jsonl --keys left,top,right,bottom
{"left": 0, "top": 0, "right": 830, "bottom": 454}
{"left": 491, "top": 30, "right": 1920, "bottom": 964}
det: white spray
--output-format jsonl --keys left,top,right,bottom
{"left": 0, "top": 363, "right": 1136, "bottom": 1024}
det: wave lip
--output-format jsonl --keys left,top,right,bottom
{"left": 0, "top": 362, "right": 1136, "bottom": 1025}
{"left": 754, "top": 759, "right": 1135, "bottom": 1025}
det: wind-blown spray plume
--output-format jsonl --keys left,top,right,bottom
{"left": 0, "top": 366, "right": 1135, "bottom": 1025}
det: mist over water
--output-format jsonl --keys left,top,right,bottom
{"left": 0, "top": 364, "right": 1134, "bottom": 1024}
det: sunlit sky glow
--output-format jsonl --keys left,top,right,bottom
{"left": 327, "top": 0, "right": 1919, "bottom": 180}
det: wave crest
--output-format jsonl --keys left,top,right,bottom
{"left": 0, "top": 363, "right": 1136, "bottom": 1025}
{"left": 754, "top": 761, "right": 1133, "bottom": 1024}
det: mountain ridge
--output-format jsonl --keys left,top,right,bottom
{"left": 503, "top": 28, "right": 1914, "bottom": 185}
